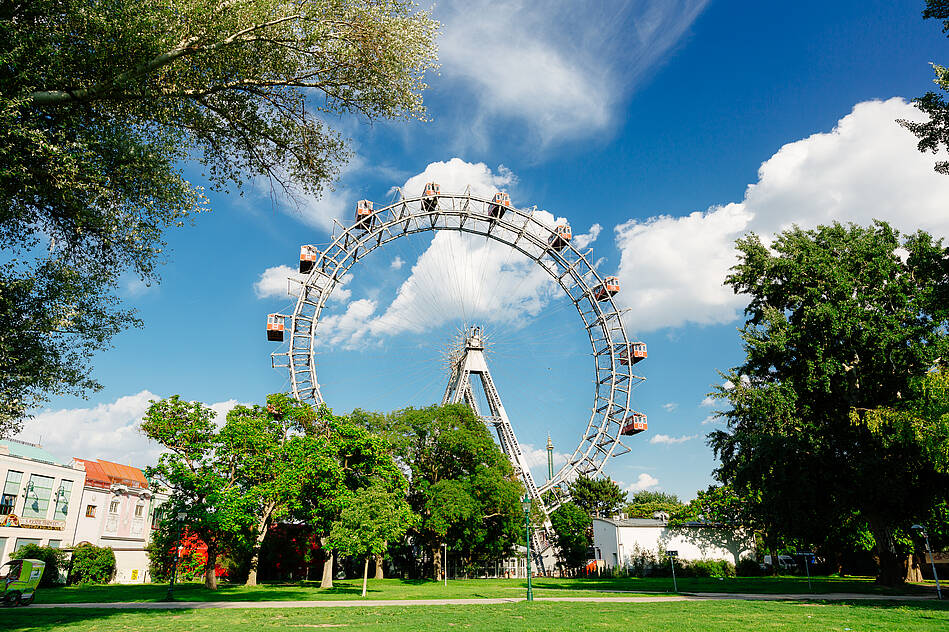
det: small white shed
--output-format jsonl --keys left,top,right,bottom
{"left": 592, "top": 516, "right": 754, "bottom": 567}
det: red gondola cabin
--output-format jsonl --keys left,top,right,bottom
{"left": 355, "top": 200, "right": 373, "bottom": 229}
{"left": 489, "top": 191, "right": 511, "bottom": 219}
{"left": 620, "top": 412, "right": 647, "bottom": 436}
{"left": 616, "top": 342, "right": 647, "bottom": 365}
{"left": 593, "top": 276, "right": 620, "bottom": 301}
{"left": 266, "top": 314, "right": 285, "bottom": 342}
{"left": 422, "top": 182, "right": 440, "bottom": 213}
{"left": 299, "top": 246, "right": 317, "bottom": 273}
{"left": 548, "top": 223, "right": 572, "bottom": 251}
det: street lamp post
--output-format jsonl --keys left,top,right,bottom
{"left": 165, "top": 511, "right": 188, "bottom": 602}
{"left": 521, "top": 495, "right": 533, "bottom": 602}
{"left": 442, "top": 543, "right": 448, "bottom": 588}
{"left": 912, "top": 524, "right": 943, "bottom": 600}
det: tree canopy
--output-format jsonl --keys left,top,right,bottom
{"left": 902, "top": 0, "right": 949, "bottom": 174}
{"left": 709, "top": 221, "right": 949, "bottom": 585}
{"left": 567, "top": 475, "right": 627, "bottom": 517}
{"left": 0, "top": 0, "right": 438, "bottom": 436}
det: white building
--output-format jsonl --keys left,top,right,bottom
{"left": 592, "top": 516, "right": 755, "bottom": 568}
{"left": 0, "top": 439, "right": 87, "bottom": 571}
{"left": 70, "top": 458, "right": 168, "bottom": 584}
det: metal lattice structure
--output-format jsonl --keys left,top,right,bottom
{"left": 270, "top": 190, "right": 646, "bottom": 513}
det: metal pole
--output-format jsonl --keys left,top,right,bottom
{"left": 443, "top": 544, "right": 447, "bottom": 588}
{"left": 670, "top": 557, "right": 677, "bottom": 593}
{"left": 804, "top": 555, "right": 812, "bottom": 592}
{"left": 923, "top": 532, "right": 943, "bottom": 600}
{"left": 165, "top": 520, "right": 182, "bottom": 601}
{"left": 525, "top": 506, "right": 533, "bottom": 602}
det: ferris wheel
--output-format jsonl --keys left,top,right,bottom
{"left": 265, "top": 185, "right": 649, "bottom": 515}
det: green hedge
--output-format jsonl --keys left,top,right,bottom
{"left": 10, "top": 544, "right": 68, "bottom": 587}
{"left": 68, "top": 544, "right": 116, "bottom": 585}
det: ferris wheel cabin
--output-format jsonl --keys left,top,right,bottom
{"left": 354, "top": 200, "right": 374, "bottom": 229}
{"left": 266, "top": 314, "right": 286, "bottom": 342}
{"left": 620, "top": 412, "right": 647, "bottom": 436}
{"left": 548, "top": 223, "right": 572, "bottom": 251}
{"left": 422, "top": 182, "right": 441, "bottom": 213}
{"left": 616, "top": 342, "right": 647, "bottom": 365}
{"left": 299, "top": 246, "right": 317, "bottom": 273}
{"left": 593, "top": 276, "right": 620, "bottom": 301}
{"left": 489, "top": 191, "right": 511, "bottom": 219}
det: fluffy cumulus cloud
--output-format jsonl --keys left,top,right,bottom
{"left": 318, "top": 159, "right": 602, "bottom": 347}
{"left": 254, "top": 264, "right": 302, "bottom": 299}
{"left": 14, "top": 391, "right": 245, "bottom": 468}
{"left": 662, "top": 402, "right": 679, "bottom": 412}
{"left": 650, "top": 433, "right": 697, "bottom": 445}
{"left": 626, "top": 472, "right": 660, "bottom": 492}
{"left": 437, "top": 0, "right": 708, "bottom": 146}
{"left": 614, "top": 98, "right": 949, "bottom": 333}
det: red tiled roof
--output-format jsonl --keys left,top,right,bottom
{"left": 74, "top": 458, "right": 148, "bottom": 489}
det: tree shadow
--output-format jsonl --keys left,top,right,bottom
{"left": 659, "top": 525, "right": 755, "bottom": 566}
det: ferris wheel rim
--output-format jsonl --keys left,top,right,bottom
{"left": 272, "top": 191, "right": 645, "bottom": 509}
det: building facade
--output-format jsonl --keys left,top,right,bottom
{"left": 592, "top": 516, "right": 755, "bottom": 568}
{"left": 0, "top": 439, "right": 87, "bottom": 570}
{"left": 70, "top": 458, "right": 168, "bottom": 583}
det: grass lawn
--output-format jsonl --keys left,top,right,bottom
{"left": 31, "top": 575, "right": 937, "bottom": 604}
{"left": 5, "top": 600, "right": 949, "bottom": 631}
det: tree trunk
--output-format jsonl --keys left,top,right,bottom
{"left": 204, "top": 541, "right": 218, "bottom": 590}
{"left": 432, "top": 544, "right": 442, "bottom": 581}
{"left": 245, "top": 503, "right": 276, "bottom": 587}
{"left": 905, "top": 554, "right": 924, "bottom": 583}
{"left": 374, "top": 552, "right": 384, "bottom": 580}
{"left": 362, "top": 556, "right": 369, "bottom": 597}
{"left": 320, "top": 539, "right": 334, "bottom": 589}
{"left": 768, "top": 542, "right": 779, "bottom": 577}
{"left": 870, "top": 522, "right": 906, "bottom": 587}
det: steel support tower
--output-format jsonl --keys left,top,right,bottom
{"left": 442, "top": 326, "right": 554, "bottom": 573}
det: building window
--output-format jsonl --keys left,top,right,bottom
{"left": 14, "top": 538, "right": 41, "bottom": 552}
{"left": 109, "top": 501, "right": 119, "bottom": 514}
{"left": 152, "top": 506, "right": 166, "bottom": 529}
{"left": 85, "top": 505, "right": 96, "bottom": 518}
{"left": 21, "top": 474, "right": 54, "bottom": 519}
{"left": 54, "top": 480, "right": 72, "bottom": 517}
{"left": 134, "top": 505, "right": 144, "bottom": 517}
{"left": 0, "top": 537, "right": 6, "bottom": 558}
{"left": 1, "top": 471, "right": 22, "bottom": 515}
{"left": 48, "top": 540, "right": 61, "bottom": 548}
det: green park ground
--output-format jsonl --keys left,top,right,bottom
{"left": 6, "top": 577, "right": 947, "bottom": 631}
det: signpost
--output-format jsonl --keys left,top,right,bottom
{"left": 795, "top": 552, "right": 813, "bottom": 592}
{"left": 666, "top": 551, "right": 678, "bottom": 593}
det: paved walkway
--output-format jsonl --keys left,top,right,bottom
{"left": 29, "top": 593, "right": 939, "bottom": 609}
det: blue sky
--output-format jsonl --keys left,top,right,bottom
{"left": 18, "top": 0, "right": 949, "bottom": 502}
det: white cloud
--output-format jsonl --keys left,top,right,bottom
{"left": 573, "top": 224, "right": 602, "bottom": 250}
{"left": 15, "top": 391, "right": 245, "bottom": 469}
{"left": 626, "top": 473, "right": 660, "bottom": 492}
{"left": 700, "top": 396, "right": 715, "bottom": 408}
{"left": 255, "top": 264, "right": 303, "bottom": 299}
{"left": 700, "top": 414, "right": 720, "bottom": 426}
{"left": 390, "top": 256, "right": 405, "bottom": 270}
{"left": 437, "top": 1, "right": 708, "bottom": 146}
{"left": 662, "top": 402, "right": 679, "bottom": 412}
{"left": 650, "top": 433, "right": 697, "bottom": 445}
{"left": 613, "top": 98, "right": 949, "bottom": 333}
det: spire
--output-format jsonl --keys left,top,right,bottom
{"left": 546, "top": 433, "right": 554, "bottom": 482}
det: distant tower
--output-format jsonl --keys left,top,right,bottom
{"left": 546, "top": 434, "right": 554, "bottom": 482}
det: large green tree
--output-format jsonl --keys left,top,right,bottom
{"left": 141, "top": 395, "right": 256, "bottom": 589}
{"left": 0, "top": 0, "right": 438, "bottom": 436}
{"left": 328, "top": 482, "right": 415, "bottom": 596}
{"left": 549, "top": 502, "right": 592, "bottom": 573}
{"left": 902, "top": 1, "right": 949, "bottom": 174}
{"left": 391, "top": 404, "right": 524, "bottom": 579}
{"left": 709, "top": 221, "right": 949, "bottom": 585}
{"left": 567, "top": 475, "right": 627, "bottom": 517}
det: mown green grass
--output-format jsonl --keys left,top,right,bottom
{"left": 32, "top": 575, "right": 935, "bottom": 604}
{"left": 6, "top": 600, "right": 949, "bottom": 631}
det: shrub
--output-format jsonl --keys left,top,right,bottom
{"left": 684, "top": 559, "right": 735, "bottom": 578}
{"left": 68, "top": 544, "right": 116, "bottom": 585}
{"left": 736, "top": 557, "right": 764, "bottom": 576}
{"left": 10, "top": 544, "right": 68, "bottom": 587}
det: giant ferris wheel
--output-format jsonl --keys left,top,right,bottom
{"left": 265, "top": 184, "right": 649, "bottom": 566}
